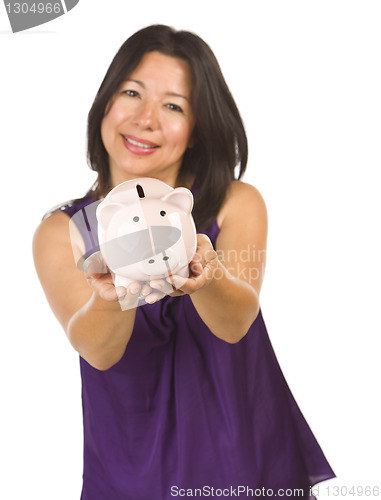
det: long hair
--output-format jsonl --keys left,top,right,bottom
{"left": 87, "top": 24, "right": 248, "bottom": 230}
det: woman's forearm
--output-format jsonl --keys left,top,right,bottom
{"left": 67, "top": 293, "right": 138, "bottom": 371}
{"left": 190, "top": 259, "right": 259, "bottom": 343}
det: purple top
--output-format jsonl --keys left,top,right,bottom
{"left": 60, "top": 193, "right": 335, "bottom": 499}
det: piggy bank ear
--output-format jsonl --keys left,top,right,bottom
{"left": 161, "top": 188, "right": 194, "bottom": 214}
{"left": 96, "top": 201, "right": 125, "bottom": 229}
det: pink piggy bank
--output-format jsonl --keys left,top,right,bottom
{"left": 96, "top": 178, "right": 197, "bottom": 290}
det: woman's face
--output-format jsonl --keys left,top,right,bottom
{"left": 101, "top": 51, "right": 195, "bottom": 189}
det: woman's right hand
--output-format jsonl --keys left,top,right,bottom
{"left": 83, "top": 252, "right": 152, "bottom": 308}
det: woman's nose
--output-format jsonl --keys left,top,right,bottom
{"left": 134, "top": 101, "right": 159, "bottom": 130}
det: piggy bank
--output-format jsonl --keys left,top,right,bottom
{"left": 96, "top": 178, "right": 197, "bottom": 289}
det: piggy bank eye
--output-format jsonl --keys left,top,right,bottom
{"left": 133, "top": 216, "right": 139, "bottom": 222}
{"left": 160, "top": 211, "right": 166, "bottom": 217}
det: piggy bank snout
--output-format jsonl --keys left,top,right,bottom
{"left": 137, "top": 225, "right": 182, "bottom": 258}
{"left": 139, "top": 247, "right": 180, "bottom": 275}
{"left": 101, "top": 225, "right": 182, "bottom": 271}
{"left": 140, "top": 225, "right": 182, "bottom": 275}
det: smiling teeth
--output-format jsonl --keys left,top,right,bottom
{"left": 124, "top": 136, "right": 157, "bottom": 149}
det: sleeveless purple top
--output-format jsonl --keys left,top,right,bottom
{"left": 60, "top": 192, "right": 335, "bottom": 500}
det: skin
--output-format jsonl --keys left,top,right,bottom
{"left": 33, "top": 51, "right": 268, "bottom": 370}
{"left": 101, "top": 51, "right": 196, "bottom": 190}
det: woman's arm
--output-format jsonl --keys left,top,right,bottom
{"left": 32, "top": 211, "right": 144, "bottom": 370}
{"left": 187, "top": 250, "right": 260, "bottom": 344}
{"left": 164, "top": 181, "right": 268, "bottom": 344}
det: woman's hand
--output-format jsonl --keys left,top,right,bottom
{"left": 147, "top": 233, "right": 219, "bottom": 302}
{"left": 83, "top": 252, "right": 152, "bottom": 309}
{"left": 83, "top": 233, "right": 219, "bottom": 307}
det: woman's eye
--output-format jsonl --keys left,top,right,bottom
{"left": 122, "top": 89, "right": 139, "bottom": 97}
{"left": 166, "top": 103, "right": 183, "bottom": 113}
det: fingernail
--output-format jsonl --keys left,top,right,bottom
{"left": 116, "top": 287, "right": 126, "bottom": 298}
{"left": 84, "top": 262, "right": 96, "bottom": 274}
{"left": 167, "top": 277, "right": 179, "bottom": 287}
{"left": 129, "top": 285, "right": 140, "bottom": 294}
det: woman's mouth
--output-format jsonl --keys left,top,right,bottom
{"left": 122, "top": 135, "right": 159, "bottom": 156}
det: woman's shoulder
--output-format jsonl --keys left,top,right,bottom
{"left": 34, "top": 195, "right": 97, "bottom": 254}
{"left": 217, "top": 180, "right": 267, "bottom": 229}
{"left": 33, "top": 209, "right": 73, "bottom": 285}
{"left": 42, "top": 194, "right": 97, "bottom": 221}
{"left": 34, "top": 205, "right": 73, "bottom": 252}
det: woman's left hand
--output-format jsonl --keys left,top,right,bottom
{"left": 144, "top": 233, "right": 219, "bottom": 303}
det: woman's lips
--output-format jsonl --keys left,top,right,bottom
{"left": 122, "top": 134, "right": 160, "bottom": 156}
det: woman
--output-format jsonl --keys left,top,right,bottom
{"left": 33, "top": 24, "right": 335, "bottom": 499}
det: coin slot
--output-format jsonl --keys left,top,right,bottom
{"left": 136, "top": 184, "right": 145, "bottom": 198}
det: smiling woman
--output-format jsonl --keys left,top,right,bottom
{"left": 100, "top": 51, "right": 196, "bottom": 188}
{"left": 86, "top": 25, "right": 248, "bottom": 231}
{"left": 33, "top": 24, "right": 335, "bottom": 500}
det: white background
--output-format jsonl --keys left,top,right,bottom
{"left": 1, "top": 1, "right": 380, "bottom": 498}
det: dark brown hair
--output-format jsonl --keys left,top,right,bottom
{"left": 87, "top": 24, "right": 248, "bottom": 230}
